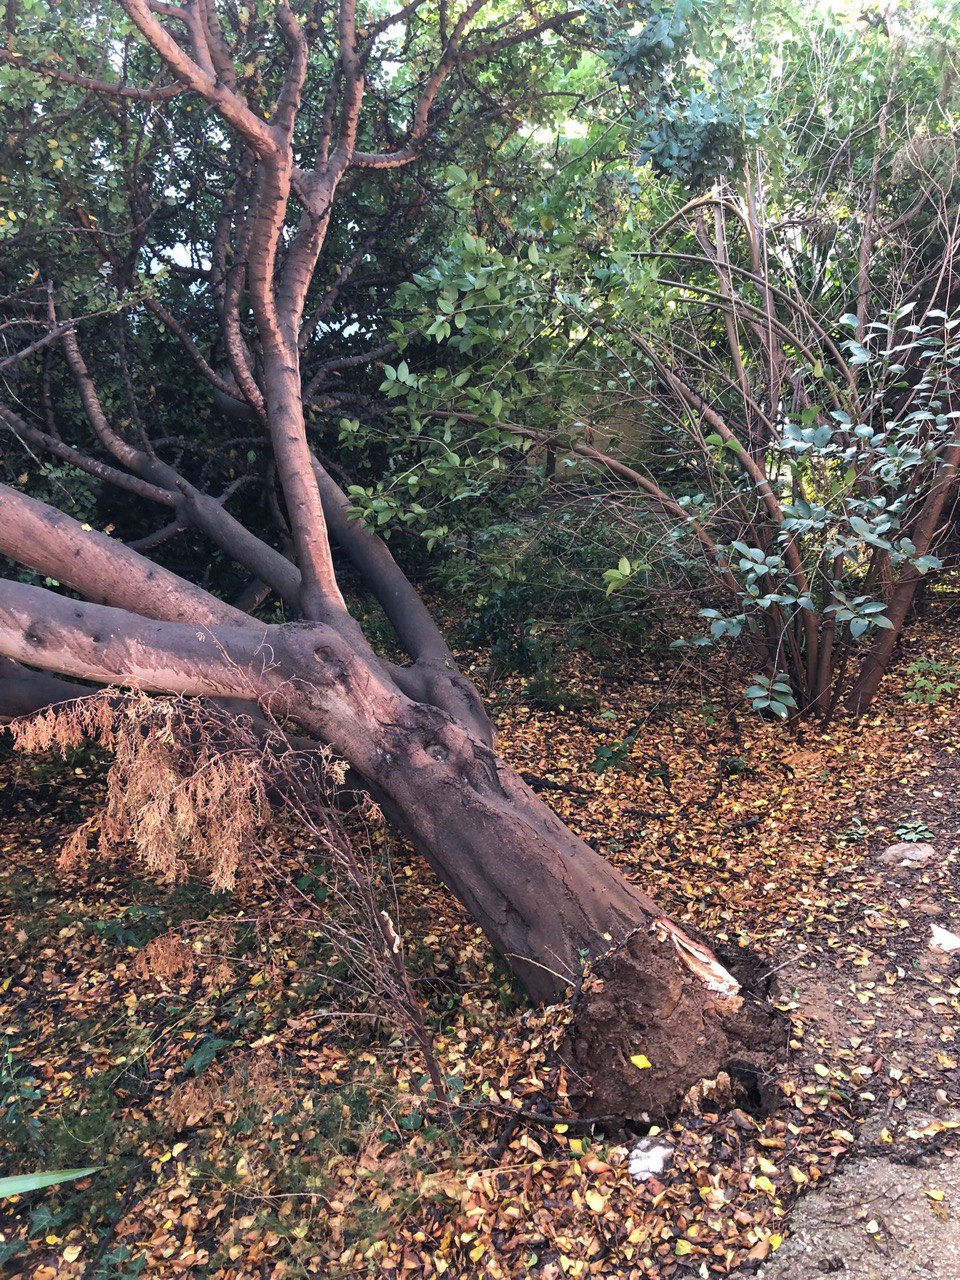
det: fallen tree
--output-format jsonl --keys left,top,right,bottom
{"left": 0, "top": 0, "right": 773, "bottom": 1115}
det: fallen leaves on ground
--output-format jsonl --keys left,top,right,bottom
{"left": 0, "top": 608, "right": 958, "bottom": 1278}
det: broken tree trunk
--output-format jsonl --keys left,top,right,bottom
{"left": 0, "top": 571, "right": 767, "bottom": 1116}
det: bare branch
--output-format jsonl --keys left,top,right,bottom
{"left": 60, "top": 327, "right": 147, "bottom": 474}
{"left": 118, "top": 0, "right": 279, "bottom": 158}
{"left": 0, "top": 321, "right": 78, "bottom": 373}
{"left": 0, "top": 404, "right": 176, "bottom": 507}
{"left": 0, "top": 577, "right": 266, "bottom": 699}
{"left": 350, "top": 0, "right": 489, "bottom": 170}
{"left": 142, "top": 296, "right": 238, "bottom": 399}
{"left": 0, "top": 484, "right": 247, "bottom": 627}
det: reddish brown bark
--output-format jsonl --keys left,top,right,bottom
{"left": 0, "top": 658, "right": 93, "bottom": 722}
{"left": 848, "top": 445, "right": 960, "bottom": 714}
{"left": 0, "top": 575, "right": 739, "bottom": 1009}
{"left": 0, "top": 485, "right": 247, "bottom": 628}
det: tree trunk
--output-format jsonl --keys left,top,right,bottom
{"left": 0, "top": 574, "right": 768, "bottom": 1117}
{"left": 0, "top": 658, "right": 93, "bottom": 722}
{"left": 848, "top": 447, "right": 960, "bottom": 714}
{"left": 0, "top": 0, "right": 779, "bottom": 1120}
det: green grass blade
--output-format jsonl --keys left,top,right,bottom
{"left": 0, "top": 1167, "right": 103, "bottom": 1197}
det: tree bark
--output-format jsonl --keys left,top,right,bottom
{"left": 848, "top": 447, "right": 960, "bottom": 714}
{"left": 0, "top": 0, "right": 772, "bottom": 1119}
{"left": 0, "top": 657, "right": 93, "bottom": 722}
{"left": 0, "top": 575, "right": 738, "bottom": 1003}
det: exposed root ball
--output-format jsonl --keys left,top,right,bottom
{"left": 565, "top": 933, "right": 783, "bottom": 1121}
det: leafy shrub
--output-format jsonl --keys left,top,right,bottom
{"left": 894, "top": 819, "right": 935, "bottom": 843}
{"left": 590, "top": 723, "right": 641, "bottom": 775}
{"left": 902, "top": 657, "right": 960, "bottom": 705}
{"left": 441, "top": 504, "right": 663, "bottom": 675}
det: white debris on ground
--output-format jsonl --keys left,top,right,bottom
{"left": 929, "top": 923, "right": 960, "bottom": 952}
{"left": 627, "top": 1135, "right": 674, "bottom": 1182}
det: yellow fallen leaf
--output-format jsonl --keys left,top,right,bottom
{"left": 674, "top": 1239, "right": 692, "bottom": 1256}
{"left": 62, "top": 1245, "right": 82, "bottom": 1263}
{"left": 630, "top": 1053, "right": 652, "bottom": 1070}
{"left": 925, "top": 1188, "right": 945, "bottom": 1201}
{"left": 584, "top": 1189, "right": 605, "bottom": 1213}
{"left": 770, "top": 1234, "right": 783, "bottom": 1251}
{"left": 568, "top": 1138, "right": 584, "bottom": 1155}
{"left": 753, "top": 1176, "right": 775, "bottom": 1194}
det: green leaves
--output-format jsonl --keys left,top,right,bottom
{"left": 0, "top": 1167, "right": 102, "bottom": 1198}
{"left": 902, "top": 657, "right": 960, "bottom": 706}
{"left": 825, "top": 594, "right": 894, "bottom": 639}
{"left": 590, "top": 724, "right": 641, "bottom": 775}
{"left": 184, "top": 1036, "right": 231, "bottom": 1076}
{"left": 744, "top": 674, "right": 797, "bottom": 720}
{"left": 704, "top": 432, "right": 743, "bottom": 455}
{"left": 602, "top": 556, "right": 648, "bottom": 596}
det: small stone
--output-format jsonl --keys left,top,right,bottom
{"left": 929, "top": 924, "right": 960, "bottom": 953}
{"left": 878, "top": 841, "right": 937, "bottom": 868}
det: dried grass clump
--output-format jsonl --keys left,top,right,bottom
{"left": 167, "top": 1048, "right": 284, "bottom": 1129}
{"left": 132, "top": 932, "right": 197, "bottom": 990}
{"left": 12, "top": 690, "right": 449, "bottom": 1115}
{"left": 11, "top": 693, "right": 118, "bottom": 755}
{"left": 10, "top": 691, "right": 269, "bottom": 890}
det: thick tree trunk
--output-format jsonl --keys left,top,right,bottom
{"left": 0, "top": 658, "right": 93, "bottom": 722}
{"left": 0, "top": 577, "right": 767, "bottom": 1116}
{"left": 0, "top": 612, "right": 644, "bottom": 996}
{"left": 0, "top": 577, "right": 669, "bottom": 998}
{"left": 291, "top": 681, "right": 668, "bottom": 1004}
{"left": 0, "top": 458, "right": 772, "bottom": 1099}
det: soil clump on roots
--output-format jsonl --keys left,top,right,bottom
{"left": 566, "top": 933, "right": 785, "bottom": 1122}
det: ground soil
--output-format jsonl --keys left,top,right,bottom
{"left": 567, "top": 935, "right": 785, "bottom": 1121}
{"left": 742, "top": 1111, "right": 960, "bottom": 1279}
